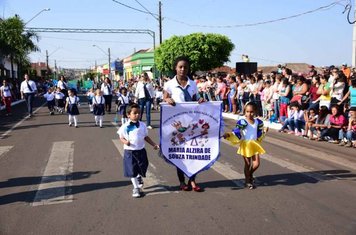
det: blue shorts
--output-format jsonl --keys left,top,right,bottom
{"left": 123, "top": 149, "right": 148, "bottom": 178}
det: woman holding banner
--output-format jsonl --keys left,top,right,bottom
{"left": 163, "top": 56, "right": 205, "bottom": 192}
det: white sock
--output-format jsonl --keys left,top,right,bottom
{"left": 99, "top": 116, "right": 103, "bottom": 127}
{"left": 68, "top": 115, "right": 73, "bottom": 124}
{"left": 131, "top": 177, "right": 139, "bottom": 189}
{"left": 95, "top": 116, "right": 98, "bottom": 124}
{"left": 73, "top": 116, "right": 78, "bottom": 126}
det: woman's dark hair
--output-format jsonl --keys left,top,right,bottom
{"left": 330, "top": 104, "right": 342, "bottom": 116}
{"left": 351, "top": 77, "right": 356, "bottom": 87}
{"left": 120, "top": 87, "right": 127, "bottom": 93}
{"left": 173, "top": 56, "right": 190, "bottom": 72}
{"left": 281, "top": 77, "right": 289, "bottom": 86}
{"left": 313, "top": 75, "right": 320, "bottom": 85}
{"left": 105, "top": 77, "right": 112, "bottom": 86}
{"left": 296, "top": 76, "right": 305, "bottom": 83}
{"left": 318, "top": 106, "right": 329, "bottom": 123}
{"left": 230, "top": 76, "right": 236, "bottom": 83}
{"left": 290, "top": 102, "right": 300, "bottom": 109}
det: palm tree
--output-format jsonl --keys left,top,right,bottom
{"left": 0, "top": 16, "right": 39, "bottom": 80}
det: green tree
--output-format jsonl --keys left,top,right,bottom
{"left": 0, "top": 16, "right": 39, "bottom": 79}
{"left": 155, "top": 33, "right": 234, "bottom": 74}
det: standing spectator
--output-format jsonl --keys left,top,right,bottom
{"left": 101, "top": 77, "right": 114, "bottom": 113}
{"left": 314, "top": 75, "right": 331, "bottom": 109}
{"left": 291, "top": 76, "right": 308, "bottom": 107}
{"left": 341, "top": 63, "right": 351, "bottom": 85}
{"left": 227, "top": 76, "right": 238, "bottom": 113}
{"left": 261, "top": 80, "right": 273, "bottom": 120}
{"left": 272, "top": 75, "right": 282, "bottom": 121}
{"left": 307, "top": 76, "right": 321, "bottom": 110}
{"left": 20, "top": 74, "right": 37, "bottom": 117}
{"left": 279, "top": 78, "right": 291, "bottom": 123}
{"left": 215, "top": 76, "right": 226, "bottom": 102}
{"left": 338, "top": 76, "right": 356, "bottom": 108}
{"left": 135, "top": 72, "right": 155, "bottom": 129}
{"left": 331, "top": 72, "right": 346, "bottom": 111}
{"left": 0, "top": 79, "right": 13, "bottom": 116}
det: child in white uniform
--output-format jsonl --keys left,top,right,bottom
{"left": 92, "top": 89, "right": 105, "bottom": 128}
{"left": 116, "top": 87, "right": 130, "bottom": 125}
{"left": 54, "top": 87, "right": 65, "bottom": 113}
{"left": 43, "top": 87, "right": 55, "bottom": 115}
{"left": 87, "top": 88, "right": 95, "bottom": 113}
{"left": 65, "top": 89, "right": 80, "bottom": 127}
{"left": 117, "top": 103, "right": 159, "bottom": 198}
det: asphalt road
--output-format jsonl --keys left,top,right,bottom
{"left": 0, "top": 97, "right": 355, "bottom": 235}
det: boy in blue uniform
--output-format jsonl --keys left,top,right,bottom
{"left": 117, "top": 103, "right": 159, "bottom": 198}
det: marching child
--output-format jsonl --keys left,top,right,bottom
{"left": 65, "top": 89, "right": 80, "bottom": 128}
{"left": 117, "top": 103, "right": 159, "bottom": 198}
{"left": 43, "top": 87, "right": 55, "bottom": 115}
{"left": 224, "top": 102, "right": 267, "bottom": 189}
{"left": 92, "top": 89, "right": 105, "bottom": 128}
{"left": 116, "top": 87, "right": 130, "bottom": 125}
{"left": 87, "top": 88, "right": 95, "bottom": 113}
{"left": 54, "top": 87, "right": 65, "bottom": 114}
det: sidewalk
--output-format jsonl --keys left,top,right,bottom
{"left": 222, "top": 112, "right": 282, "bottom": 130}
{"left": 0, "top": 100, "right": 25, "bottom": 111}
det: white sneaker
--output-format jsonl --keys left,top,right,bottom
{"left": 132, "top": 188, "right": 141, "bottom": 198}
{"left": 147, "top": 125, "right": 153, "bottom": 129}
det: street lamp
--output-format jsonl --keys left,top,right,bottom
{"left": 93, "top": 45, "right": 111, "bottom": 80}
{"left": 25, "top": 8, "right": 50, "bottom": 25}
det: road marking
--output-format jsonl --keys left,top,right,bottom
{"left": 31, "top": 141, "right": 74, "bottom": 206}
{"left": 221, "top": 139, "right": 330, "bottom": 182}
{"left": 0, "top": 103, "right": 46, "bottom": 139}
{"left": 211, "top": 161, "right": 245, "bottom": 188}
{"left": 0, "top": 146, "right": 13, "bottom": 160}
{"left": 264, "top": 136, "right": 356, "bottom": 171}
{"left": 112, "top": 140, "right": 172, "bottom": 196}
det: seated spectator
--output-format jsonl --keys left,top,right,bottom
{"left": 339, "top": 107, "right": 356, "bottom": 147}
{"left": 303, "top": 108, "right": 318, "bottom": 138}
{"left": 278, "top": 102, "right": 304, "bottom": 136}
{"left": 309, "top": 106, "right": 330, "bottom": 141}
{"left": 324, "top": 105, "right": 347, "bottom": 143}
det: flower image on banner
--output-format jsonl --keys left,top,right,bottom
{"left": 160, "top": 102, "right": 222, "bottom": 177}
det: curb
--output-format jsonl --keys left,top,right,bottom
{"left": 222, "top": 112, "right": 282, "bottom": 131}
{"left": 0, "top": 100, "right": 25, "bottom": 111}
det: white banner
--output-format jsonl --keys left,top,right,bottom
{"left": 160, "top": 102, "right": 222, "bottom": 177}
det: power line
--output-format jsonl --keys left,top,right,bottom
{"left": 164, "top": 0, "right": 348, "bottom": 28}
{"left": 133, "top": 0, "right": 158, "bottom": 20}
{"left": 112, "top": 0, "right": 347, "bottom": 28}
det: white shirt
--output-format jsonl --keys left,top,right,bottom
{"left": 44, "top": 92, "right": 55, "bottom": 101}
{"left": 164, "top": 76, "right": 198, "bottom": 102}
{"left": 117, "top": 94, "right": 130, "bottom": 105}
{"left": 55, "top": 91, "right": 65, "bottom": 99}
{"left": 66, "top": 96, "right": 79, "bottom": 104}
{"left": 135, "top": 81, "right": 155, "bottom": 99}
{"left": 101, "top": 83, "right": 113, "bottom": 95}
{"left": 155, "top": 90, "right": 163, "bottom": 99}
{"left": 20, "top": 80, "right": 37, "bottom": 94}
{"left": 57, "top": 80, "right": 68, "bottom": 90}
{"left": 92, "top": 95, "right": 105, "bottom": 105}
{"left": 241, "top": 118, "right": 258, "bottom": 140}
{"left": 117, "top": 121, "right": 148, "bottom": 150}
{"left": 0, "top": 85, "right": 12, "bottom": 97}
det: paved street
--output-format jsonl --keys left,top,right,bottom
{"left": 1, "top": 97, "right": 356, "bottom": 235}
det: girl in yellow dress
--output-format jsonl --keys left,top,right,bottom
{"left": 224, "top": 102, "right": 267, "bottom": 189}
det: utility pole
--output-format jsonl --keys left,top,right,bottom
{"left": 108, "top": 48, "right": 111, "bottom": 80}
{"left": 159, "top": 1, "right": 162, "bottom": 44}
{"left": 46, "top": 50, "right": 49, "bottom": 79}
{"left": 353, "top": 0, "right": 356, "bottom": 67}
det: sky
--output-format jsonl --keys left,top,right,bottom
{"left": 0, "top": 0, "right": 354, "bottom": 69}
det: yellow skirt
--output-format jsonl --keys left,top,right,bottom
{"left": 225, "top": 134, "right": 266, "bottom": 158}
